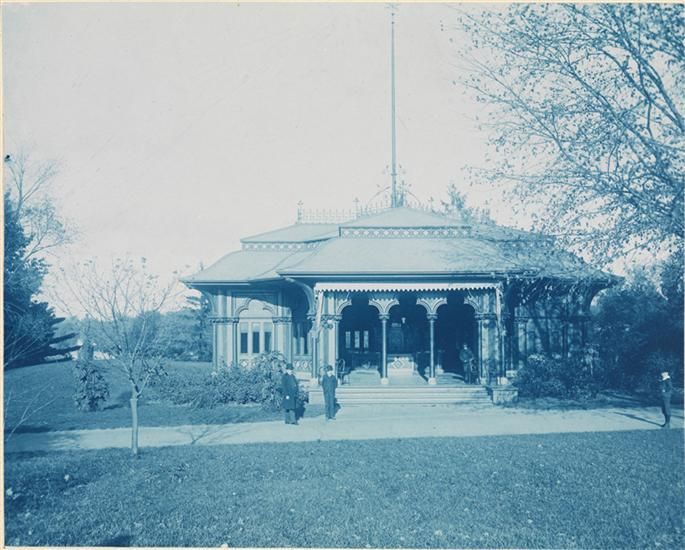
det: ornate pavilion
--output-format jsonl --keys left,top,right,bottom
{"left": 183, "top": 202, "right": 614, "bottom": 391}
{"left": 183, "top": 13, "right": 614, "bottom": 396}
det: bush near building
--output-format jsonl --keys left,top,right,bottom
{"left": 514, "top": 353, "right": 601, "bottom": 400}
{"left": 151, "top": 352, "right": 303, "bottom": 411}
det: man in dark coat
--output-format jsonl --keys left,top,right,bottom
{"left": 281, "top": 364, "right": 299, "bottom": 425}
{"left": 322, "top": 365, "right": 338, "bottom": 420}
{"left": 459, "top": 343, "right": 476, "bottom": 384}
{"left": 659, "top": 371, "right": 673, "bottom": 428}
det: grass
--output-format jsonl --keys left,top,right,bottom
{"left": 510, "top": 387, "right": 684, "bottom": 411}
{"left": 4, "top": 361, "right": 323, "bottom": 434}
{"left": 4, "top": 429, "right": 683, "bottom": 548}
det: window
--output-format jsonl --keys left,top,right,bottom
{"left": 354, "top": 331, "right": 361, "bottom": 349}
{"left": 237, "top": 299, "right": 278, "bottom": 358}
{"left": 240, "top": 323, "right": 248, "bottom": 354}
{"left": 252, "top": 323, "right": 261, "bottom": 354}
{"left": 264, "top": 323, "right": 273, "bottom": 352}
{"left": 363, "top": 330, "right": 369, "bottom": 350}
{"left": 345, "top": 331, "right": 351, "bottom": 349}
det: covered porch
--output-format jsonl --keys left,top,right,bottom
{"left": 311, "top": 281, "right": 506, "bottom": 387}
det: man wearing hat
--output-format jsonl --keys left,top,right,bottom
{"left": 659, "top": 371, "right": 673, "bottom": 428}
{"left": 322, "top": 365, "right": 338, "bottom": 420}
{"left": 281, "top": 364, "right": 299, "bottom": 425}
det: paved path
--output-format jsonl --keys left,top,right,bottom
{"left": 5, "top": 404, "right": 682, "bottom": 454}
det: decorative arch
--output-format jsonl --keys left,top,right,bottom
{"left": 284, "top": 278, "right": 315, "bottom": 316}
{"left": 464, "top": 295, "right": 482, "bottom": 314}
{"left": 235, "top": 297, "right": 276, "bottom": 318}
{"left": 335, "top": 297, "right": 353, "bottom": 316}
{"left": 416, "top": 296, "right": 447, "bottom": 315}
{"left": 368, "top": 296, "right": 399, "bottom": 315}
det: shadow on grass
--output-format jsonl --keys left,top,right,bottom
{"left": 4, "top": 425, "right": 52, "bottom": 434}
{"left": 100, "top": 534, "right": 133, "bottom": 546}
{"left": 613, "top": 411, "right": 662, "bottom": 426}
{"left": 510, "top": 390, "right": 661, "bottom": 411}
{"left": 296, "top": 402, "right": 324, "bottom": 421}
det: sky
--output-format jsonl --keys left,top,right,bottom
{"left": 4, "top": 2, "right": 511, "bottom": 314}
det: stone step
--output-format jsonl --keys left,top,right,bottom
{"left": 328, "top": 398, "right": 490, "bottom": 405}
{"left": 308, "top": 386, "right": 491, "bottom": 405}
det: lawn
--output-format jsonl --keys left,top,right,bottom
{"left": 4, "top": 429, "right": 683, "bottom": 548}
{"left": 4, "top": 361, "right": 322, "bottom": 434}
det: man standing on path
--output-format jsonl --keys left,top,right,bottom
{"left": 282, "top": 364, "right": 299, "bottom": 425}
{"left": 659, "top": 371, "right": 673, "bottom": 428}
{"left": 322, "top": 365, "right": 338, "bottom": 420}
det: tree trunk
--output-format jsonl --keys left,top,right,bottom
{"left": 130, "top": 384, "right": 139, "bottom": 456}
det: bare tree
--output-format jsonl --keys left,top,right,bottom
{"left": 58, "top": 258, "right": 177, "bottom": 455}
{"left": 451, "top": 3, "right": 684, "bottom": 264}
{"left": 4, "top": 152, "right": 75, "bottom": 260}
{"left": 4, "top": 385, "right": 58, "bottom": 442}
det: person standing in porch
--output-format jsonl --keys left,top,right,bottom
{"left": 659, "top": 371, "right": 673, "bottom": 428}
{"left": 322, "top": 365, "right": 338, "bottom": 420}
{"left": 282, "top": 364, "right": 299, "bottom": 425}
{"left": 459, "top": 343, "right": 475, "bottom": 384}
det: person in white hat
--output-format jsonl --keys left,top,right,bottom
{"left": 659, "top": 371, "right": 673, "bottom": 428}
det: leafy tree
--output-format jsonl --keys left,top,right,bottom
{"left": 454, "top": 3, "right": 684, "bottom": 263}
{"left": 155, "top": 294, "right": 212, "bottom": 361}
{"left": 592, "top": 252, "right": 684, "bottom": 392}
{"left": 184, "top": 293, "right": 212, "bottom": 361}
{"left": 3, "top": 193, "right": 77, "bottom": 368}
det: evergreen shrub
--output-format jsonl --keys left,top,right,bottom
{"left": 514, "top": 352, "right": 600, "bottom": 399}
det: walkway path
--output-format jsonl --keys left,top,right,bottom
{"left": 5, "top": 404, "right": 682, "bottom": 454}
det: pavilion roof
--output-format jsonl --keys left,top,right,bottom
{"left": 341, "top": 207, "right": 469, "bottom": 228}
{"left": 242, "top": 223, "right": 339, "bottom": 243}
{"left": 184, "top": 207, "right": 611, "bottom": 285}
{"left": 185, "top": 249, "right": 313, "bottom": 283}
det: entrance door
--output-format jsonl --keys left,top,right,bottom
{"left": 435, "top": 302, "right": 477, "bottom": 380}
{"left": 339, "top": 298, "right": 381, "bottom": 370}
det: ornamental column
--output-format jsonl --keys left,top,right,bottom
{"left": 210, "top": 317, "right": 233, "bottom": 368}
{"left": 476, "top": 314, "right": 484, "bottom": 383}
{"left": 515, "top": 317, "right": 528, "bottom": 370}
{"left": 427, "top": 313, "right": 437, "bottom": 385}
{"left": 273, "top": 316, "right": 288, "bottom": 359}
{"left": 499, "top": 312, "right": 511, "bottom": 381}
{"left": 227, "top": 317, "right": 238, "bottom": 366}
{"left": 380, "top": 313, "right": 389, "bottom": 385}
{"left": 322, "top": 315, "right": 337, "bottom": 368}
{"left": 284, "top": 316, "right": 293, "bottom": 364}
{"left": 308, "top": 314, "right": 319, "bottom": 384}
{"left": 333, "top": 315, "right": 341, "bottom": 375}
{"left": 475, "top": 314, "right": 496, "bottom": 384}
